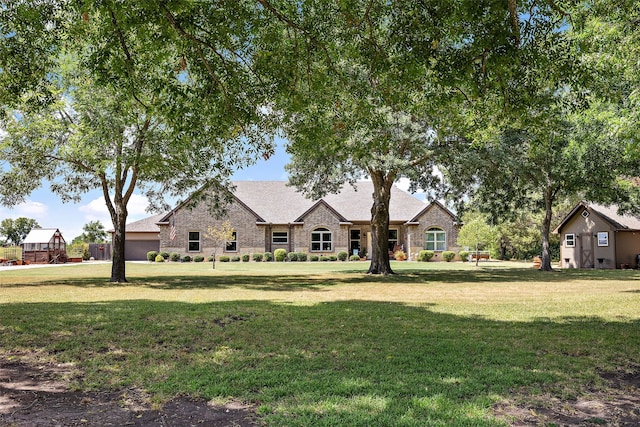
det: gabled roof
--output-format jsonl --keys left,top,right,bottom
{"left": 294, "top": 199, "right": 349, "bottom": 223}
{"left": 23, "top": 228, "right": 65, "bottom": 244}
{"left": 408, "top": 200, "right": 458, "bottom": 224}
{"left": 553, "top": 201, "right": 640, "bottom": 233}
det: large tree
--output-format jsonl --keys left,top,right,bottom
{"left": 268, "top": 0, "right": 528, "bottom": 274}
{"left": 73, "top": 221, "right": 108, "bottom": 244}
{"left": 1, "top": 2, "right": 279, "bottom": 282}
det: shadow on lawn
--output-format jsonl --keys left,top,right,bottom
{"left": 4, "top": 266, "right": 640, "bottom": 290}
{"left": 1, "top": 299, "right": 638, "bottom": 426}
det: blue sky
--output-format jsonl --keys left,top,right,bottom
{"left": 0, "top": 137, "right": 425, "bottom": 241}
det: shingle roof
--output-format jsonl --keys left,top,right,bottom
{"left": 231, "top": 181, "right": 427, "bottom": 223}
{"left": 122, "top": 213, "right": 165, "bottom": 233}
{"left": 554, "top": 201, "right": 640, "bottom": 233}
{"left": 589, "top": 203, "right": 640, "bottom": 230}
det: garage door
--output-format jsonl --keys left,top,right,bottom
{"left": 125, "top": 240, "right": 160, "bottom": 261}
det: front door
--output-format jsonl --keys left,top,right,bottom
{"left": 580, "top": 234, "right": 594, "bottom": 268}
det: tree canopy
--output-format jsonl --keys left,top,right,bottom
{"left": 0, "top": 217, "right": 40, "bottom": 246}
{"left": 1, "top": 1, "right": 282, "bottom": 281}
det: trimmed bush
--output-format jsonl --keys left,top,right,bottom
{"left": 263, "top": 252, "right": 273, "bottom": 262}
{"left": 146, "top": 251, "right": 158, "bottom": 262}
{"left": 310, "top": 255, "right": 319, "bottom": 262}
{"left": 459, "top": 251, "right": 470, "bottom": 262}
{"left": 329, "top": 255, "right": 338, "bottom": 261}
{"left": 350, "top": 254, "right": 360, "bottom": 261}
{"left": 242, "top": 254, "right": 250, "bottom": 262}
{"left": 159, "top": 251, "right": 170, "bottom": 260}
{"left": 219, "top": 255, "right": 230, "bottom": 262}
{"left": 252, "top": 253, "right": 263, "bottom": 262}
{"left": 298, "top": 252, "right": 308, "bottom": 261}
{"left": 288, "top": 252, "right": 299, "bottom": 262}
{"left": 417, "top": 250, "right": 434, "bottom": 262}
{"left": 194, "top": 255, "right": 205, "bottom": 262}
{"left": 155, "top": 254, "right": 165, "bottom": 262}
{"left": 443, "top": 251, "right": 456, "bottom": 262}
{"left": 169, "top": 252, "right": 180, "bottom": 262}
{"left": 337, "top": 251, "right": 348, "bottom": 261}
{"left": 207, "top": 256, "right": 214, "bottom": 262}
{"left": 181, "top": 255, "right": 191, "bottom": 262}
{"left": 231, "top": 255, "right": 241, "bottom": 262}
{"left": 274, "top": 248, "right": 287, "bottom": 262}
{"left": 320, "top": 256, "right": 330, "bottom": 262}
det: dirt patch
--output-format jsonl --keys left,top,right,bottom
{"left": 494, "top": 367, "right": 640, "bottom": 426}
{"left": 0, "top": 356, "right": 259, "bottom": 427}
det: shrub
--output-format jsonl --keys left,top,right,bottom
{"left": 417, "top": 250, "right": 434, "bottom": 262}
{"left": 350, "top": 254, "right": 360, "bottom": 261}
{"left": 274, "top": 248, "right": 287, "bottom": 262}
{"left": 155, "top": 254, "right": 165, "bottom": 262}
{"left": 169, "top": 252, "right": 180, "bottom": 262}
{"left": 329, "top": 255, "right": 338, "bottom": 261}
{"left": 159, "top": 251, "right": 170, "bottom": 260}
{"left": 219, "top": 255, "right": 230, "bottom": 262}
{"left": 242, "top": 254, "right": 250, "bottom": 262}
{"left": 337, "top": 251, "right": 348, "bottom": 261}
{"left": 310, "top": 255, "right": 319, "bottom": 262}
{"left": 443, "top": 251, "right": 456, "bottom": 262}
{"left": 297, "top": 252, "right": 307, "bottom": 261}
{"left": 264, "top": 252, "right": 273, "bottom": 262}
{"left": 207, "top": 256, "right": 214, "bottom": 262}
{"left": 394, "top": 250, "right": 407, "bottom": 261}
{"left": 459, "top": 251, "right": 470, "bottom": 261}
{"left": 146, "top": 251, "right": 158, "bottom": 262}
{"left": 194, "top": 255, "right": 205, "bottom": 262}
{"left": 320, "top": 256, "right": 330, "bottom": 262}
{"left": 288, "top": 252, "right": 299, "bottom": 262}
{"left": 231, "top": 255, "right": 241, "bottom": 262}
{"left": 252, "top": 253, "right": 263, "bottom": 262}
{"left": 181, "top": 255, "right": 192, "bottom": 262}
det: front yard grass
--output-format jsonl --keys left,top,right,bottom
{"left": 1, "top": 261, "right": 639, "bottom": 426}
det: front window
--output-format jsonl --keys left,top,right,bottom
{"left": 188, "top": 231, "right": 200, "bottom": 252}
{"left": 388, "top": 229, "right": 399, "bottom": 252}
{"left": 272, "top": 231, "right": 288, "bottom": 244}
{"left": 565, "top": 233, "right": 575, "bottom": 248}
{"left": 311, "top": 227, "right": 332, "bottom": 251}
{"left": 226, "top": 232, "right": 237, "bottom": 252}
{"left": 425, "top": 227, "right": 446, "bottom": 251}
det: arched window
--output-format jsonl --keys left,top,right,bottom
{"left": 311, "top": 227, "right": 332, "bottom": 251}
{"left": 425, "top": 227, "right": 446, "bottom": 251}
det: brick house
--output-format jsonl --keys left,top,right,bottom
{"left": 144, "top": 181, "right": 461, "bottom": 261}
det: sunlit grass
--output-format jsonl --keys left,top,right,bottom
{"left": 1, "top": 261, "right": 639, "bottom": 426}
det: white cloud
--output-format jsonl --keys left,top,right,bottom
{"left": 0, "top": 200, "right": 49, "bottom": 222}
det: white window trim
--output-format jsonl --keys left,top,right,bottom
{"left": 565, "top": 233, "right": 575, "bottom": 248}
{"left": 597, "top": 231, "right": 608, "bottom": 247}
{"left": 188, "top": 231, "right": 201, "bottom": 252}
{"left": 425, "top": 227, "right": 447, "bottom": 252}
{"left": 311, "top": 228, "right": 332, "bottom": 252}
{"left": 225, "top": 231, "right": 238, "bottom": 252}
{"left": 272, "top": 231, "right": 289, "bottom": 244}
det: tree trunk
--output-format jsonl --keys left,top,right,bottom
{"left": 367, "top": 173, "right": 394, "bottom": 275}
{"left": 540, "top": 188, "right": 554, "bottom": 271}
{"left": 109, "top": 200, "right": 128, "bottom": 282}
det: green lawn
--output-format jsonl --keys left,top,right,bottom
{"left": 1, "top": 261, "right": 639, "bottom": 426}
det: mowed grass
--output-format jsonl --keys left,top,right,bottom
{"left": 1, "top": 261, "right": 639, "bottom": 426}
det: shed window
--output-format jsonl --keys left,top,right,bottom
{"left": 311, "top": 227, "right": 332, "bottom": 251}
{"left": 565, "top": 233, "right": 575, "bottom": 248}
{"left": 188, "top": 231, "right": 200, "bottom": 252}
{"left": 425, "top": 227, "right": 446, "bottom": 251}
